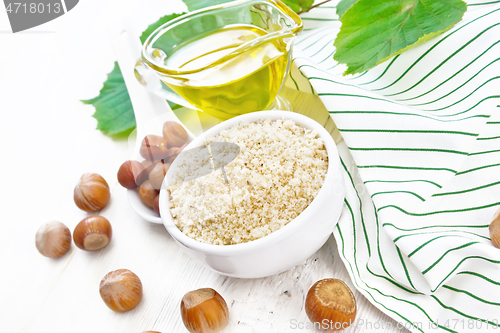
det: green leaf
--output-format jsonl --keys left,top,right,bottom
{"left": 140, "top": 12, "right": 186, "bottom": 44}
{"left": 336, "top": 0, "right": 358, "bottom": 18}
{"left": 334, "top": 0, "right": 467, "bottom": 75}
{"left": 182, "top": 0, "right": 233, "bottom": 11}
{"left": 81, "top": 62, "right": 136, "bottom": 137}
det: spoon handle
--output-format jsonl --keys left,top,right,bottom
{"left": 109, "top": 22, "right": 195, "bottom": 148}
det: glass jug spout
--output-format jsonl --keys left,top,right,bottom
{"left": 137, "top": 0, "right": 303, "bottom": 120}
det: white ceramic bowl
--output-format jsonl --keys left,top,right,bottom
{"left": 159, "top": 111, "right": 344, "bottom": 278}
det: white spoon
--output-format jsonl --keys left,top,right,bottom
{"left": 110, "top": 23, "right": 197, "bottom": 223}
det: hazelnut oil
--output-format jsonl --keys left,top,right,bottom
{"left": 161, "top": 24, "right": 290, "bottom": 120}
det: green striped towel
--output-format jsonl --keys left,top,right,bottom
{"left": 291, "top": 1, "right": 500, "bottom": 331}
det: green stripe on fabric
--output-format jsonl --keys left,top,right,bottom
{"left": 433, "top": 180, "right": 500, "bottom": 197}
{"left": 336, "top": 224, "right": 429, "bottom": 332}
{"left": 342, "top": 165, "right": 423, "bottom": 294}
{"left": 338, "top": 128, "right": 478, "bottom": 136}
{"left": 469, "top": 149, "right": 500, "bottom": 156}
{"left": 358, "top": 56, "right": 400, "bottom": 86}
{"left": 371, "top": 7, "right": 500, "bottom": 92}
{"left": 358, "top": 165, "right": 457, "bottom": 173}
{"left": 299, "top": 69, "right": 315, "bottom": 94}
{"left": 378, "top": 201, "right": 500, "bottom": 216}
{"left": 329, "top": 110, "right": 490, "bottom": 122}
{"left": 396, "top": 246, "right": 418, "bottom": 290}
{"left": 288, "top": 70, "right": 300, "bottom": 91}
{"left": 342, "top": 163, "right": 425, "bottom": 295}
{"left": 307, "top": 73, "right": 360, "bottom": 88}
{"left": 341, "top": 158, "right": 371, "bottom": 256}
{"left": 373, "top": 203, "right": 395, "bottom": 280}
{"left": 424, "top": 84, "right": 500, "bottom": 113}
{"left": 397, "top": 42, "right": 500, "bottom": 102}
{"left": 383, "top": 223, "right": 490, "bottom": 231}
{"left": 338, "top": 188, "right": 456, "bottom": 332}
{"left": 309, "top": 38, "right": 335, "bottom": 58}
{"left": 382, "top": 223, "right": 490, "bottom": 231}
{"left": 468, "top": 1, "right": 500, "bottom": 5}
{"left": 319, "top": 92, "right": 410, "bottom": 108}
{"left": 301, "top": 30, "right": 332, "bottom": 51}
{"left": 457, "top": 271, "right": 500, "bottom": 286}
{"left": 432, "top": 256, "right": 500, "bottom": 292}
{"left": 406, "top": 59, "right": 500, "bottom": 107}
{"left": 456, "top": 163, "right": 500, "bottom": 175}
{"left": 365, "top": 179, "right": 443, "bottom": 188}
{"left": 372, "top": 191, "right": 425, "bottom": 202}
{"left": 431, "top": 295, "right": 500, "bottom": 327}
{"left": 318, "top": 49, "right": 336, "bottom": 64}
{"left": 349, "top": 147, "right": 469, "bottom": 155}
{"left": 408, "top": 235, "right": 476, "bottom": 258}
{"left": 422, "top": 242, "right": 479, "bottom": 274}
{"left": 477, "top": 135, "right": 500, "bottom": 140}
{"left": 365, "top": 260, "right": 422, "bottom": 295}
{"left": 342, "top": 199, "right": 361, "bottom": 277}
{"left": 442, "top": 285, "right": 500, "bottom": 306}
{"left": 385, "top": 23, "right": 500, "bottom": 97}
{"left": 394, "top": 229, "right": 489, "bottom": 244}
{"left": 345, "top": 70, "right": 369, "bottom": 80}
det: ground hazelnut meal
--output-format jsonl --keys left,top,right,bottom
{"left": 168, "top": 119, "right": 328, "bottom": 245}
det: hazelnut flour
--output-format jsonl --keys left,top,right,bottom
{"left": 167, "top": 119, "right": 328, "bottom": 245}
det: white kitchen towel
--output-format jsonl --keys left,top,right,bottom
{"left": 292, "top": 1, "right": 500, "bottom": 331}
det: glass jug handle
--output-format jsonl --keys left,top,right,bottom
{"left": 134, "top": 59, "right": 198, "bottom": 110}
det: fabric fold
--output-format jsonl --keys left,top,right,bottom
{"left": 291, "top": 1, "right": 500, "bottom": 330}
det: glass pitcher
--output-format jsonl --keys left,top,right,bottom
{"left": 135, "top": 0, "right": 303, "bottom": 120}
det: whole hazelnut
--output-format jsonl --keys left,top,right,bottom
{"left": 163, "top": 121, "right": 188, "bottom": 147}
{"left": 149, "top": 162, "right": 170, "bottom": 189}
{"left": 117, "top": 160, "right": 147, "bottom": 189}
{"left": 100, "top": 269, "right": 143, "bottom": 312}
{"left": 74, "top": 173, "right": 110, "bottom": 212}
{"left": 73, "top": 216, "right": 112, "bottom": 251}
{"left": 140, "top": 135, "right": 170, "bottom": 160}
{"left": 305, "top": 278, "right": 356, "bottom": 331}
{"left": 35, "top": 221, "right": 71, "bottom": 258}
{"left": 181, "top": 288, "right": 229, "bottom": 333}
{"left": 138, "top": 180, "right": 158, "bottom": 208}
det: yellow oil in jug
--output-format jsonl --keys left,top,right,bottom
{"left": 162, "top": 24, "right": 290, "bottom": 120}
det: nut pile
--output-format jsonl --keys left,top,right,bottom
{"left": 117, "top": 121, "right": 189, "bottom": 215}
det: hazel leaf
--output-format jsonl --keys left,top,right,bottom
{"left": 333, "top": 0, "right": 467, "bottom": 75}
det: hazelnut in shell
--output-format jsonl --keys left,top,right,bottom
{"left": 181, "top": 288, "right": 229, "bottom": 333}
{"left": 117, "top": 160, "right": 147, "bottom": 189}
{"left": 35, "top": 221, "right": 71, "bottom": 258}
{"left": 100, "top": 269, "right": 143, "bottom": 312}
{"left": 74, "top": 173, "right": 110, "bottom": 212}
{"left": 163, "top": 121, "right": 188, "bottom": 147}
{"left": 489, "top": 207, "right": 500, "bottom": 248}
{"left": 140, "top": 135, "right": 170, "bottom": 160}
{"left": 138, "top": 180, "right": 158, "bottom": 208}
{"left": 305, "top": 278, "right": 356, "bottom": 331}
{"left": 73, "top": 216, "right": 112, "bottom": 251}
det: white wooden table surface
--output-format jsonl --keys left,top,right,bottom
{"left": 0, "top": 0, "right": 409, "bottom": 332}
